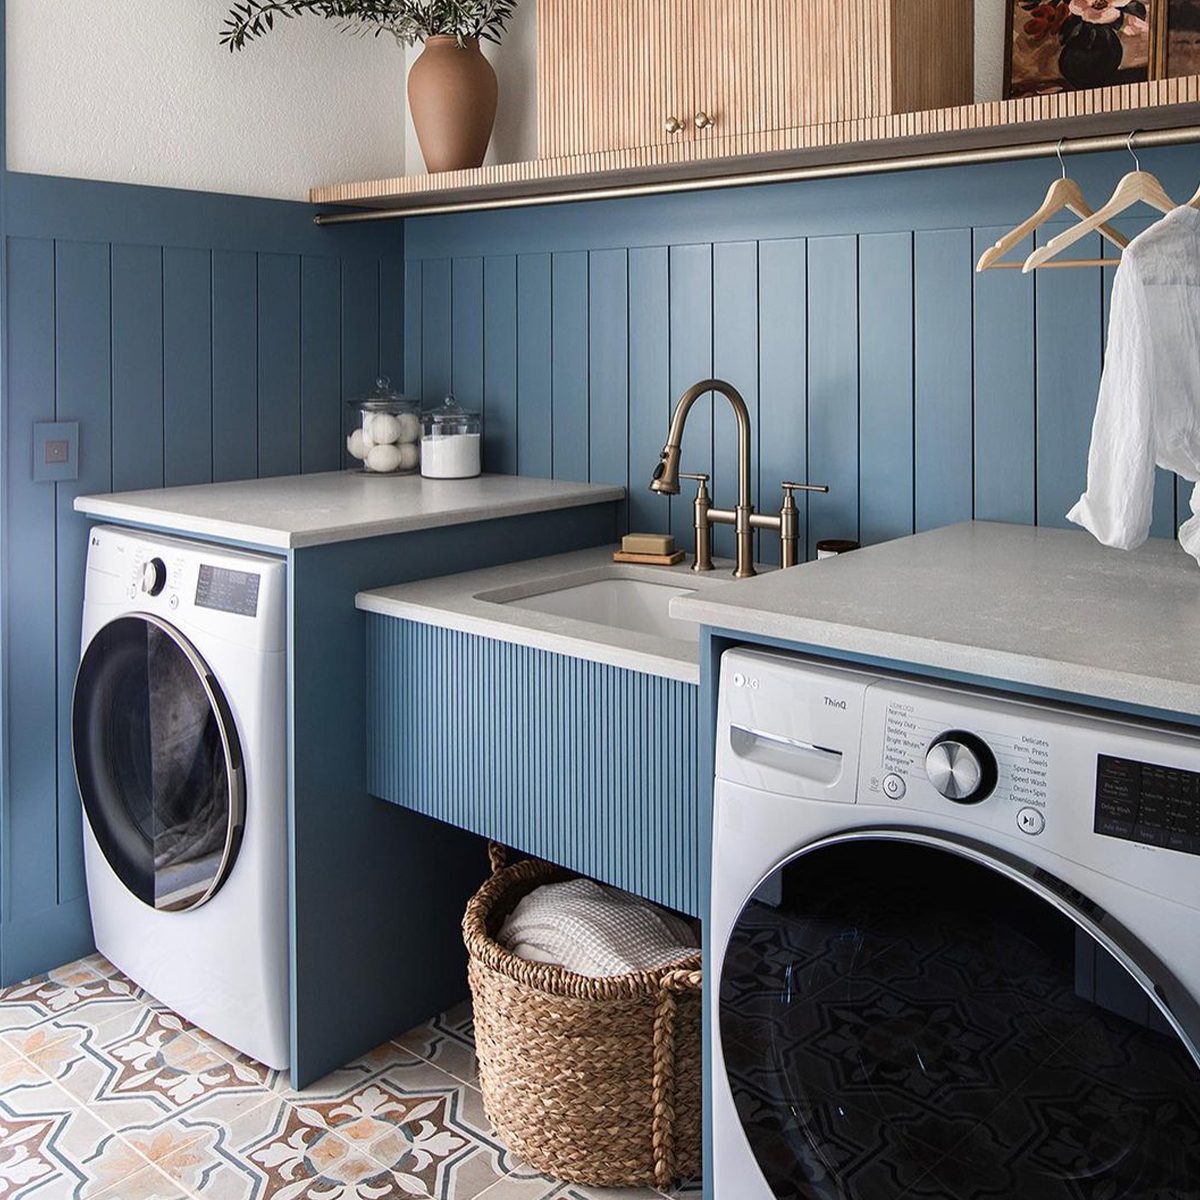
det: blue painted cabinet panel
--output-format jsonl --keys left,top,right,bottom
{"left": 54, "top": 241, "right": 112, "bottom": 909}
{"left": 258, "top": 254, "right": 302, "bottom": 479}
{"left": 713, "top": 242, "right": 759, "bottom": 561}
{"left": 164, "top": 247, "right": 214, "bottom": 487}
{"left": 668, "top": 245, "right": 714, "bottom": 550}
{"left": 915, "top": 229, "right": 974, "bottom": 533}
{"left": 111, "top": 245, "right": 165, "bottom": 493}
{"left": 757, "top": 239, "right": 808, "bottom": 567}
{"left": 516, "top": 254, "right": 553, "bottom": 477}
{"left": 973, "top": 227, "right": 1035, "bottom": 526}
{"left": 628, "top": 247, "right": 671, "bottom": 537}
{"left": 859, "top": 232, "right": 914, "bottom": 545}
{"left": 483, "top": 256, "right": 518, "bottom": 475}
{"left": 806, "top": 236, "right": 859, "bottom": 555}
{"left": 366, "top": 618, "right": 702, "bottom": 917}
{"left": 551, "top": 252, "right": 590, "bottom": 484}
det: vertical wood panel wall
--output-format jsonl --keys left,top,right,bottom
{"left": 2, "top": 174, "right": 404, "bottom": 983}
{"left": 402, "top": 148, "right": 1200, "bottom": 569}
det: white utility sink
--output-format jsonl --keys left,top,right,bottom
{"left": 478, "top": 573, "right": 700, "bottom": 643}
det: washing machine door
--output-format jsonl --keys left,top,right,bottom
{"left": 72, "top": 614, "right": 245, "bottom": 913}
{"left": 720, "top": 834, "right": 1200, "bottom": 1200}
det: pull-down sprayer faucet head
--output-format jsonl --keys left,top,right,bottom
{"left": 649, "top": 443, "right": 682, "bottom": 494}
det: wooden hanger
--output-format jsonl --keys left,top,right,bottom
{"left": 1023, "top": 133, "right": 1177, "bottom": 273}
{"left": 976, "top": 142, "right": 1129, "bottom": 273}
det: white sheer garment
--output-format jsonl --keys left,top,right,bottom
{"left": 1068, "top": 205, "right": 1200, "bottom": 563}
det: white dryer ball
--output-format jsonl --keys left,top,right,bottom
{"left": 347, "top": 429, "right": 369, "bottom": 461}
{"left": 397, "top": 442, "right": 420, "bottom": 471}
{"left": 366, "top": 413, "right": 403, "bottom": 445}
{"left": 395, "top": 412, "right": 421, "bottom": 444}
{"left": 366, "top": 442, "right": 403, "bottom": 473}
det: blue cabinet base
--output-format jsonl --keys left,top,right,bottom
{"left": 367, "top": 617, "right": 702, "bottom": 918}
{"left": 288, "top": 502, "right": 621, "bottom": 1088}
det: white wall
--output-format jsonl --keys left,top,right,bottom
{"left": 8, "top": 0, "right": 1011, "bottom": 194}
{"left": 6, "top": 0, "right": 408, "bottom": 200}
{"left": 403, "top": 0, "right": 1011, "bottom": 174}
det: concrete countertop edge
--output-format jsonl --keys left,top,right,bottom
{"left": 72, "top": 482, "right": 627, "bottom": 550}
{"left": 673, "top": 601, "right": 1200, "bottom": 719}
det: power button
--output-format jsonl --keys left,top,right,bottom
{"left": 1017, "top": 807, "right": 1046, "bottom": 836}
{"left": 882, "top": 773, "right": 907, "bottom": 800}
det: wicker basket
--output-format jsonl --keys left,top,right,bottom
{"left": 462, "top": 845, "right": 702, "bottom": 1189}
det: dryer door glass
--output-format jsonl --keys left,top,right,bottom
{"left": 72, "top": 615, "right": 245, "bottom": 913}
{"left": 720, "top": 838, "right": 1199, "bottom": 1200}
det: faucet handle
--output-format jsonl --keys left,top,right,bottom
{"left": 680, "top": 472, "right": 710, "bottom": 483}
{"left": 782, "top": 481, "right": 830, "bottom": 496}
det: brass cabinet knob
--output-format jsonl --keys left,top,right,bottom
{"left": 694, "top": 111, "right": 716, "bottom": 130}
{"left": 664, "top": 116, "right": 685, "bottom": 135}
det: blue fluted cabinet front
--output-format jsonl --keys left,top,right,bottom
{"left": 366, "top": 614, "right": 702, "bottom": 917}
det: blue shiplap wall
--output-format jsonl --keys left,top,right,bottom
{"left": 401, "top": 145, "right": 1200, "bottom": 564}
{"left": 1, "top": 170, "right": 405, "bottom": 982}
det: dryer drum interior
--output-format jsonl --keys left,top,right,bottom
{"left": 72, "top": 615, "right": 245, "bottom": 914}
{"left": 720, "top": 837, "right": 1200, "bottom": 1200}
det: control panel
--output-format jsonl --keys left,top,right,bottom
{"left": 83, "top": 526, "right": 286, "bottom": 655}
{"left": 1096, "top": 755, "right": 1200, "bottom": 856}
{"left": 717, "top": 648, "right": 1200, "bottom": 906}
{"left": 195, "top": 564, "right": 261, "bottom": 617}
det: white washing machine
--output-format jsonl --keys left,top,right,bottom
{"left": 72, "top": 526, "right": 289, "bottom": 1069}
{"left": 712, "top": 648, "right": 1200, "bottom": 1200}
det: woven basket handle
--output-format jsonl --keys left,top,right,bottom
{"left": 487, "top": 841, "right": 507, "bottom": 876}
{"left": 650, "top": 967, "right": 703, "bottom": 1189}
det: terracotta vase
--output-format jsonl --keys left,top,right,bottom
{"left": 407, "top": 36, "right": 498, "bottom": 174}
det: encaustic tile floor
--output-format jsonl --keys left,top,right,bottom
{"left": 0, "top": 957, "right": 701, "bottom": 1200}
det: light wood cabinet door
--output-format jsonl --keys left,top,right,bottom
{"left": 689, "top": 0, "right": 890, "bottom": 142}
{"left": 538, "top": 0, "right": 698, "bottom": 160}
{"left": 538, "top": 0, "right": 974, "bottom": 160}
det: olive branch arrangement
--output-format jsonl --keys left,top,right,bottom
{"left": 221, "top": 0, "right": 519, "bottom": 50}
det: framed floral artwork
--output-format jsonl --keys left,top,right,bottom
{"left": 1157, "top": 0, "right": 1200, "bottom": 76}
{"left": 1005, "top": 0, "right": 1154, "bottom": 97}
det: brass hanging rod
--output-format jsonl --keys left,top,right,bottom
{"left": 312, "top": 124, "right": 1200, "bottom": 226}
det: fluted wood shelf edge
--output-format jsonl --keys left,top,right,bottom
{"left": 311, "top": 78, "right": 1200, "bottom": 220}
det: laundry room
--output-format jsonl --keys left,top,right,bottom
{"left": 0, "top": 1, "right": 1198, "bottom": 1198}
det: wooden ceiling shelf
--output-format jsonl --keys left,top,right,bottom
{"left": 310, "top": 76, "right": 1200, "bottom": 224}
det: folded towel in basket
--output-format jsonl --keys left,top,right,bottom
{"left": 498, "top": 877, "right": 698, "bottom": 978}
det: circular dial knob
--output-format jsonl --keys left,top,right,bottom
{"left": 924, "top": 731, "right": 998, "bottom": 805}
{"left": 140, "top": 557, "right": 167, "bottom": 597}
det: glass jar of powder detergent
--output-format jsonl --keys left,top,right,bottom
{"left": 421, "top": 396, "right": 482, "bottom": 479}
{"left": 347, "top": 378, "right": 421, "bottom": 474}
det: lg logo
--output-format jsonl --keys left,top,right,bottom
{"left": 824, "top": 696, "right": 848, "bottom": 710}
{"left": 732, "top": 673, "right": 760, "bottom": 691}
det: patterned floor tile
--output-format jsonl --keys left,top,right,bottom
{"left": 149, "top": 1091, "right": 430, "bottom": 1200}
{"left": 0, "top": 957, "right": 698, "bottom": 1200}
{"left": 0, "top": 964, "right": 145, "bottom": 1040}
{"left": 393, "top": 1001, "right": 479, "bottom": 1089}
{"left": 473, "top": 1174, "right": 667, "bottom": 1199}
{"left": 0, "top": 1074, "right": 153, "bottom": 1199}
{"left": 36, "top": 1006, "right": 271, "bottom": 1133}
{"left": 268, "top": 1053, "right": 509, "bottom": 1200}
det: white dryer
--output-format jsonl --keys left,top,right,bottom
{"left": 73, "top": 526, "right": 289, "bottom": 1069}
{"left": 712, "top": 648, "right": 1200, "bottom": 1200}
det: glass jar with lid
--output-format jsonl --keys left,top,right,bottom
{"left": 346, "top": 378, "right": 422, "bottom": 475}
{"left": 421, "top": 396, "right": 482, "bottom": 479}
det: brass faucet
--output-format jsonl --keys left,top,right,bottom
{"left": 649, "top": 378, "right": 829, "bottom": 578}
